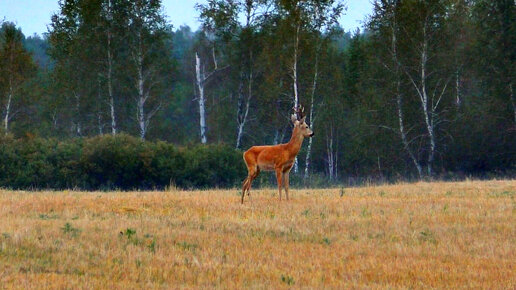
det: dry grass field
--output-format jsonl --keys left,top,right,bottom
{"left": 0, "top": 180, "right": 514, "bottom": 289}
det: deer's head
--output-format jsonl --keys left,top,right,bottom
{"left": 291, "top": 105, "right": 314, "bottom": 138}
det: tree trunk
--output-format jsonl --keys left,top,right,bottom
{"left": 419, "top": 30, "right": 435, "bottom": 177}
{"left": 196, "top": 52, "right": 207, "bottom": 144}
{"left": 74, "top": 92, "right": 81, "bottom": 136}
{"left": 292, "top": 24, "right": 300, "bottom": 109}
{"left": 236, "top": 68, "right": 252, "bottom": 149}
{"left": 304, "top": 49, "right": 319, "bottom": 179}
{"left": 326, "top": 124, "right": 337, "bottom": 181}
{"left": 212, "top": 45, "right": 218, "bottom": 70}
{"left": 397, "top": 93, "right": 423, "bottom": 179}
{"left": 97, "top": 76, "right": 104, "bottom": 135}
{"left": 136, "top": 50, "right": 146, "bottom": 139}
{"left": 107, "top": 29, "right": 117, "bottom": 135}
{"left": 292, "top": 24, "right": 300, "bottom": 173}
{"left": 391, "top": 23, "right": 423, "bottom": 180}
{"left": 455, "top": 69, "right": 461, "bottom": 107}
{"left": 4, "top": 83, "right": 12, "bottom": 134}
{"left": 510, "top": 82, "right": 515, "bottom": 124}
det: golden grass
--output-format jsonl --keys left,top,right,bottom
{"left": 0, "top": 180, "right": 514, "bottom": 289}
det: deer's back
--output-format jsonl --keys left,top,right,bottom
{"left": 244, "top": 145, "right": 288, "bottom": 171}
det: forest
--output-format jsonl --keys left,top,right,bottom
{"left": 0, "top": 0, "right": 514, "bottom": 189}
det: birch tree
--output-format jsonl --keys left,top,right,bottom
{"left": 401, "top": 1, "right": 452, "bottom": 177}
{"left": 197, "top": 0, "right": 271, "bottom": 148}
{"left": 303, "top": 0, "right": 343, "bottom": 178}
{"left": 370, "top": 0, "right": 423, "bottom": 179}
{"left": 99, "top": 0, "right": 118, "bottom": 135}
{"left": 0, "top": 23, "right": 36, "bottom": 134}
{"left": 125, "top": 0, "right": 172, "bottom": 139}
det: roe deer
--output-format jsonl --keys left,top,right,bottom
{"left": 242, "top": 105, "right": 314, "bottom": 203}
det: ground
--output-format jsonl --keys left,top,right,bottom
{"left": 0, "top": 180, "right": 514, "bottom": 288}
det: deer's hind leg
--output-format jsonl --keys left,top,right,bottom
{"left": 242, "top": 166, "right": 259, "bottom": 203}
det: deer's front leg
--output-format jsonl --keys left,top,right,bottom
{"left": 275, "top": 169, "right": 283, "bottom": 201}
{"left": 283, "top": 171, "right": 290, "bottom": 200}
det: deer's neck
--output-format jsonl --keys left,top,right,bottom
{"left": 286, "top": 127, "right": 304, "bottom": 157}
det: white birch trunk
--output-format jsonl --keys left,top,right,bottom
{"left": 196, "top": 52, "right": 207, "bottom": 144}
{"left": 391, "top": 22, "right": 423, "bottom": 179}
{"left": 106, "top": 0, "right": 116, "bottom": 135}
{"left": 4, "top": 83, "right": 12, "bottom": 134}
{"left": 212, "top": 45, "right": 218, "bottom": 70}
{"left": 236, "top": 69, "right": 252, "bottom": 149}
{"left": 97, "top": 77, "right": 103, "bottom": 135}
{"left": 273, "top": 129, "right": 280, "bottom": 145}
{"left": 107, "top": 29, "right": 117, "bottom": 135}
{"left": 326, "top": 125, "right": 337, "bottom": 181}
{"left": 397, "top": 93, "right": 423, "bottom": 179}
{"left": 419, "top": 32, "right": 435, "bottom": 177}
{"left": 455, "top": 69, "right": 461, "bottom": 107}
{"left": 74, "top": 92, "right": 81, "bottom": 136}
{"left": 136, "top": 47, "right": 146, "bottom": 139}
{"left": 98, "top": 113, "right": 103, "bottom": 135}
{"left": 304, "top": 51, "right": 318, "bottom": 178}
{"left": 292, "top": 24, "right": 300, "bottom": 109}
{"left": 292, "top": 24, "right": 300, "bottom": 173}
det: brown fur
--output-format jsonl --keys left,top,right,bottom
{"left": 242, "top": 117, "right": 313, "bottom": 203}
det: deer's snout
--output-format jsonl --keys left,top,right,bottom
{"left": 309, "top": 132, "right": 315, "bottom": 137}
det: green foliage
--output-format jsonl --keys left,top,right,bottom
{"left": 281, "top": 274, "right": 295, "bottom": 285}
{"left": 61, "top": 223, "right": 81, "bottom": 237}
{"left": 1, "top": 0, "right": 514, "bottom": 186}
{"left": 0, "top": 134, "right": 245, "bottom": 190}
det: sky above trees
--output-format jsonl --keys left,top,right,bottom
{"left": 1, "top": 0, "right": 372, "bottom": 36}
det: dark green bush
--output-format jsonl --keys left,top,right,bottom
{"left": 0, "top": 134, "right": 245, "bottom": 190}
{"left": 182, "top": 144, "right": 246, "bottom": 189}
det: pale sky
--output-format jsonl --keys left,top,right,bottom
{"left": 0, "top": 0, "right": 373, "bottom": 37}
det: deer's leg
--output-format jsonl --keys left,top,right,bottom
{"left": 283, "top": 171, "right": 290, "bottom": 200}
{"left": 242, "top": 176, "right": 249, "bottom": 204}
{"left": 275, "top": 169, "right": 283, "bottom": 201}
{"left": 242, "top": 167, "right": 259, "bottom": 204}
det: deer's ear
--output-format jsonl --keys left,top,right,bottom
{"left": 291, "top": 114, "right": 298, "bottom": 124}
{"left": 300, "top": 116, "right": 306, "bottom": 124}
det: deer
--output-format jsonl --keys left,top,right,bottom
{"left": 241, "top": 105, "right": 314, "bottom": 203}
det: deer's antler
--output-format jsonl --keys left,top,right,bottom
{"left": 292, "top": 104, "right": 305, "bottom": 121}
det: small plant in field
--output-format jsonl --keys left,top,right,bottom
{"left": 124, "top": 228, "right": 136, "bottom": 239}
{"left": 443, "top": 204, "right": 449, "bottom": 212}
{"left": 490, "top": 190, "right": 514, "bottom": 197}
{"left": 281, "top": 274, "right": 295, "bottom": 285}
{"left": 39, "top": 213, "right": 59, "bottom": 220}
{"left": 135, "top": 259, "right": 142, "bottom": 268}
{"left": 301, "top": 209, "right": 310, "bottom": 217}
{"left": 322, "top": 237, "right": 331, "bottom": 245}
{"left": 121, "top": 228, "right": 142, "bottom": 246}
{"left": 340, "top": 187, "right": 345, "bottom": 197}
{"left": 379, "top": 190, "right": 386, "bottom": 196}
{"left": 175, "top": 241, "right": 198, "bottom": 252}
{"left": 2, "top": 233, "right": 10, "bottom": 239}
{"left": 61, "top": 223, "right": 80, "bottom": 237}
{"left": 419, "top": 229, "right": 437, "bottom": 245}
{"left": 360, "top": 207, "right": 371, "bottom": 218}
{"left": 147, "top": 239, "right": 156, "bottom": 253}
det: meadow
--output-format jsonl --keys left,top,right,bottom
{"left": 0, "top": 180, "right": 514, "bottom": 288}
